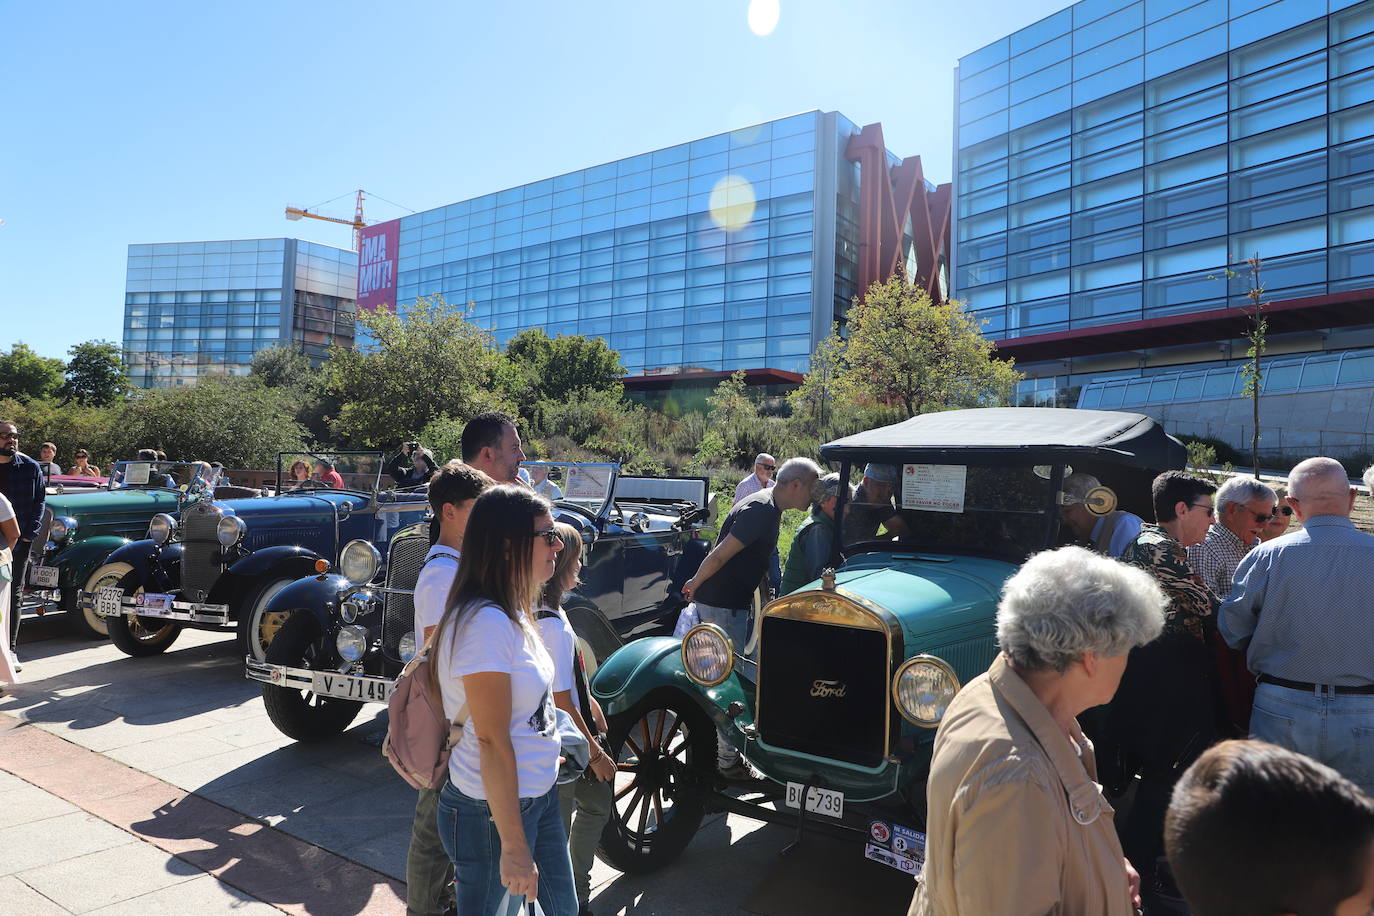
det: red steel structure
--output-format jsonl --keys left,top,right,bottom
{"left": 845, "top": 123, "right": 952, "bottom": 303}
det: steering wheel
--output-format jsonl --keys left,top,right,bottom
{"left": 555, "top": 501, "right": 599, "bottom": 524}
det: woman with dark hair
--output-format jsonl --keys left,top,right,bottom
{"left": 432, "top": 484, "right": 576, "bottom": 916}
{"left": 69, "top": 449, "right": 101, "bottom": 477}
{"left": 538, "top": 523, "right": 615, "bottom": 916}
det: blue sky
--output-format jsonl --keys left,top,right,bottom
{"left": 1, "top": 0, "right": 1068, "bottom": 360}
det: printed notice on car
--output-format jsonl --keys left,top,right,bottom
{"left": 124, "top": 462, "right": 152, "bottom": 485}
{"left": 901, "top": 464, "right": 966, "bottom": 514}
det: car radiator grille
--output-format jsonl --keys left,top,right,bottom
{"left": 180, "top": 504, "right": 222, "bottom": 603}
{"left": 381, "top": 531, "right": 430, "bottom": 659}
{"left": 756, "top": 616, "right": 893, "bottom": 768}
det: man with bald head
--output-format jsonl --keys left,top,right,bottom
{"left": 1221, "top": 457, "right": 1374, "bottom": 795}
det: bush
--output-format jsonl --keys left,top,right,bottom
{"left": 1178, "top": 435, "right": 1244, "bottom": 466}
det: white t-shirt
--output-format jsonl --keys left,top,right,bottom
{"left": 534, "top": 604, "right": 577, "bottom": 695}
{"left": 413, "top": 545, "right": 460, "bottom": 638}
{"left": 0, "top": 492, "right": 14, "bottom": 525}
{"left": 438, "top": 603, "right": 559, "bottom": 799}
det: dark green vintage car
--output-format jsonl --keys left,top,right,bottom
{"left": 588, "top": 407, "right": 1184, "bottom": 877}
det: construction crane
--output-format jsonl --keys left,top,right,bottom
{"left": 285, "top": 189, "right": 368, "bottom": 251}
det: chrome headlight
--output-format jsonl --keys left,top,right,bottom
{"left": 399, "top": 630, "right": 417, "bottom": 664}
{"left": 682, "top": 623, "right": 734, "bottom": 687}
{"left": 339, "top": 539, "right": 381, "bottom": 586}
{"left": 339, "top": 590, "right": 374, "bottom": 624}
{"left": 50, "top": 516, "right": 78, "bottom": 543}
{"left": 148, "top": 513, "right": 176, "bottom": 545}
{"left": 216, "top": 514, "right": 247, "bottom": 547}
{"left": 335, "top": 624, "right": 369, "bottom": 663}
{"left": 893, "top": 655, "right": 961, "bottom": 728}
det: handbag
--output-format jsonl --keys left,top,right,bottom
{"left": 382, "top": 624, "right": 468, "bottom": 790}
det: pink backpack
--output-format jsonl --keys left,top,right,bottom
{"left": 382, "top": 627, "right": 468, "bottom": 790}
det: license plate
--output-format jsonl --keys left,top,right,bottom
{"left": 95, "top": 586, "right": 125, "bottom": 617}
{"left": 134, "top": 593, "right": 175, "bottom": 616}
{"left": 865, "top": 842, "right": 921, "bottom": 876}
{"left": 784, "top": 783, "right": 844, "bottom": 819}
{"left": 311, "top": 672, "right": 392, "bottom": 703}
{"left": 29, "top": 565, "right": 59, "bottom": 588}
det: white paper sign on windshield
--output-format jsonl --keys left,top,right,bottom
{"left": 901, "top": 464, "right": 967, "bottom": 514}
{"left": 124, "top": 462, "right": 152, "bottom": 486}
{"left": 563, "top": 465, "right": 611, "bottom": 501}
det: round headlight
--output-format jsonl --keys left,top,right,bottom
{"left": 681, "top": 623, "right": 734, "bottom": 687}
{"left": 216, "top": 514, "right": 247, "bottom": 547}
{"left": 398, "top": 631, "right": 417, "bottom": 664}
{"left": 51, "top": 516, "right": 78, "bottom": 543}
{"left": 335, "top": 624, "right": 369, "bottom": 663}
{"left": 893, "top": 655, "right": 961, "bottom": 728}
{"left": 339, "top": 539, "right": 381, "bottom": 586}
{"left": 148, "top": 513, "right": 176, "bottom": 545}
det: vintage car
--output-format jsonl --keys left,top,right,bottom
{"left": 87, "top": 452, "right": 429, "bottom": 660}
{"left": 587, "top": 407, "right": 1185, "bottom": 877}
{"left": 22, "top": 460, "right": 226, "bottom": 639}
{"left": 245, "top": 462, "right": 715, "bottom": 741}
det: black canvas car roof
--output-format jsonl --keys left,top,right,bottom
{"left": 820, "top": 407, "right": 1186, "bottom": 471}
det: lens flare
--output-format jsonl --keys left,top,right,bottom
{"left": 708, "top": 175, "right": 757, "bottom": 232}
{"left": 747, "top": 0, "right": 780, "bottom": 36}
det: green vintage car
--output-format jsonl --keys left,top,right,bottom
{"left": 21, "top": 461, "right": 226, "bottom": 638}
{"left": 589, "top": 407, "right": 1184, "bottom": 878}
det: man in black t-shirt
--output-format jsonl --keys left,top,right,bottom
{"left": 682, "top": 457, "right": 822, "bottom": 778}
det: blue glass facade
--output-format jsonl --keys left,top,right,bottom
{"left": 953, "top": 0, "right": 1374, "bottom": 407}
{"left": 383, "top": 111, "right": 893, "bottom": 376}
{"left": 123, "top": 238, "right": 356, "bottom": 387}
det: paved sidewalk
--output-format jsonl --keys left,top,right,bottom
{"left": 0, "top": 714, "right": 403, "bottom": 915}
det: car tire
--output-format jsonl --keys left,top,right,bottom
{"left": 101, "top": 567, "right": 183, "bottom": 657}
{"left": 237, "top": 578, "right": 295, "bottom": 663}
{"left": 596, "top": 689, "right": 716, "bottom": 874}
{"left": 261, "top": 611, "right": 363, "bottom": 741}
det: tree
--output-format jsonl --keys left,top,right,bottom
{"left": 110, "top": 377, "right": 308, "bottom": 467}
{"left": 837, "top": 273, "right": 1021, "bottom": 418}
{"left": 58, "top": 340, "right": 128, "bottom": 406}
{"left": 1238, "top": 255, "right": 1268, "bottom": 479}
{"left": 786, "top": 326, "right": 847, "bottom": 439}
{"left": 0, "top": 343, "right": 64, "bottom": 403}
{"left": 506, "top": 328, "right": 625, "bottom": 403}
{"left": 321, "top": 296, "right": 517, "bottom": 447}
{"left": 251, "top": 345, "right": 314, "bottom": 389}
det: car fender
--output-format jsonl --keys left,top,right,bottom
{"left": 207, "top": 547, "right": 324, "bottom": 610}
{"left": 51, "top": 535, "right": 132, "bottom": 589}
{"left": 260, "top": 573, "right": 353, "bottom": 632}
{"left": 104, "top": 539, "right": 183, "bottom": 593}
{"left": 590, "top": 635, "right": 754, "bottom": 745}
{"left": 563, "top": 597, "right": 621, "bottom": 667}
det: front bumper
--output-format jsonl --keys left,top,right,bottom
{"left": 246, "top": 659, "right": 394, "bottom": 703}
{"left": 90, "top": 587, "right": 231, "bottom": 626}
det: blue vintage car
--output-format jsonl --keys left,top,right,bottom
{"left": 87, "top": 452, "right": 429, "bottom": 660}
{"left": 587, "top": 408, "right": 1185, "bottom": 876}
{"left": 246, "top": 462, "right": 715, "bottom": 741}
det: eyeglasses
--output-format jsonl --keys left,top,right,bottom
{"left": 1190, "top": 502, "right": 1215, "bottom": 516}
{"left": 1250, "top": 509, "right": 1275, "bottom": 524}
{"left": 0, "top": 433, "right": 17, "bottom": 440}
{"left": 75, "top": 453, "right": 89, "bottom": 459}
{"left": 1276, "top": 505, "right": 1293, "bottom": 517}
{"left": 759, "top": 464, "right": 776, "bottom": 471}
{"left": 531, "top": 528, "right": 562, "bottom": 548}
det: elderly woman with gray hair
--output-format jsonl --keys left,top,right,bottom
{"left": 910, "top": 545, "right": 1167, "bottom": 916}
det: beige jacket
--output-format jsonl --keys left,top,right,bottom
{"left": 909, "top": 654, "right": 1133, "bottom": 916}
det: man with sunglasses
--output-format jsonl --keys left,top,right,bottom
{"left": 1221, "top": 457, "right": 1374, "bottom": 797}
{"left": 0, "top": 421, "right": 45, "bottom": 655}
{"left": 1187, "top": 476, "right": 1277, "bottom": 602}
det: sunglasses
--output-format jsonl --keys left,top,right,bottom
{"left": 1276, "top": 505, "right": 1293, "bottom": 517}
{"left": 531, "top": 528, "right": 562, "bottom": 548}
{"left": 0, "top": 433, "right": 17, "bottom": 440}
{"left": 75, "top": 453, "right": 89, "bottom": 459}
{"left": 759, "top": 464, "right": 776, "bottom": 471}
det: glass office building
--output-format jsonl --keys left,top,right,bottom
{"left": 360, "top": 110, "right": 941, "bottom": 378}
{"left": 953, "top": 0, "right": 1374, "bottom": 430}
{"left": 123, "top": 238, "right": 357, "bottom": 387}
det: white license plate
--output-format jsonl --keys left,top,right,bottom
{"left": 311, "top": 672, "right": 392, "bottom": 703}
{"left": 784, "top": 783, "right": 844, "bottom": 819}
{"left": 29, "top": 565, "right": 59, "bottom": 588}
{"left": 134, "top": 593, "right": 175, "bottom": 616}
{"left": 95, "top": 586, "right": 125, "bottom": 617}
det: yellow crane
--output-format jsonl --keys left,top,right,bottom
{"left": 285, "top": 189, "right": 368, "bottom": 252}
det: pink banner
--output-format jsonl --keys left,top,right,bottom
{"left": 357, "top": 219, "right": 400, "bottom": 313}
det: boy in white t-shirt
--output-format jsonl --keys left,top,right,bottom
{"left": 406, "top": 461, "right": 491, "bottom": 916}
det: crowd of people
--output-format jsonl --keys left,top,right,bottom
{"left": 912, "top": 457, "right": 1374, "bottom": 916}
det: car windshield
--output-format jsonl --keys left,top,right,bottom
{"left": 840, "top": 462, "right": 1056, "bottom": 559}
{"left": 277, "top": 452, "right": 383, "bottom": 493}
{"left": 108, "top": 461, "right": 222, "bottom": 492}
{"left": 521, "top": 461, "right": 616, "bottom": 516}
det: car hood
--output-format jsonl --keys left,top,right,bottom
{"left": 215, "top": 492, "right": 370, "bottom": 519}
{"left": 827, "top": 553, "right": 1016, "bottom": 642}
{"left": 46, "top": 489, "right": 184, "bottom": 519}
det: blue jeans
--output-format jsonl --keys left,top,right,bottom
{"left": 1250, "top": 682, "right": 1374, "bottom": 796}
{"left": 436, "top": 781, "right": 577, "bottom": 916}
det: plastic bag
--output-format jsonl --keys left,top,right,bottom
{"left": 672, "top": 601, "right": 700, "bottom": 638}
{"left": 496, "top": 891, "right": 545, "bottom": 916}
